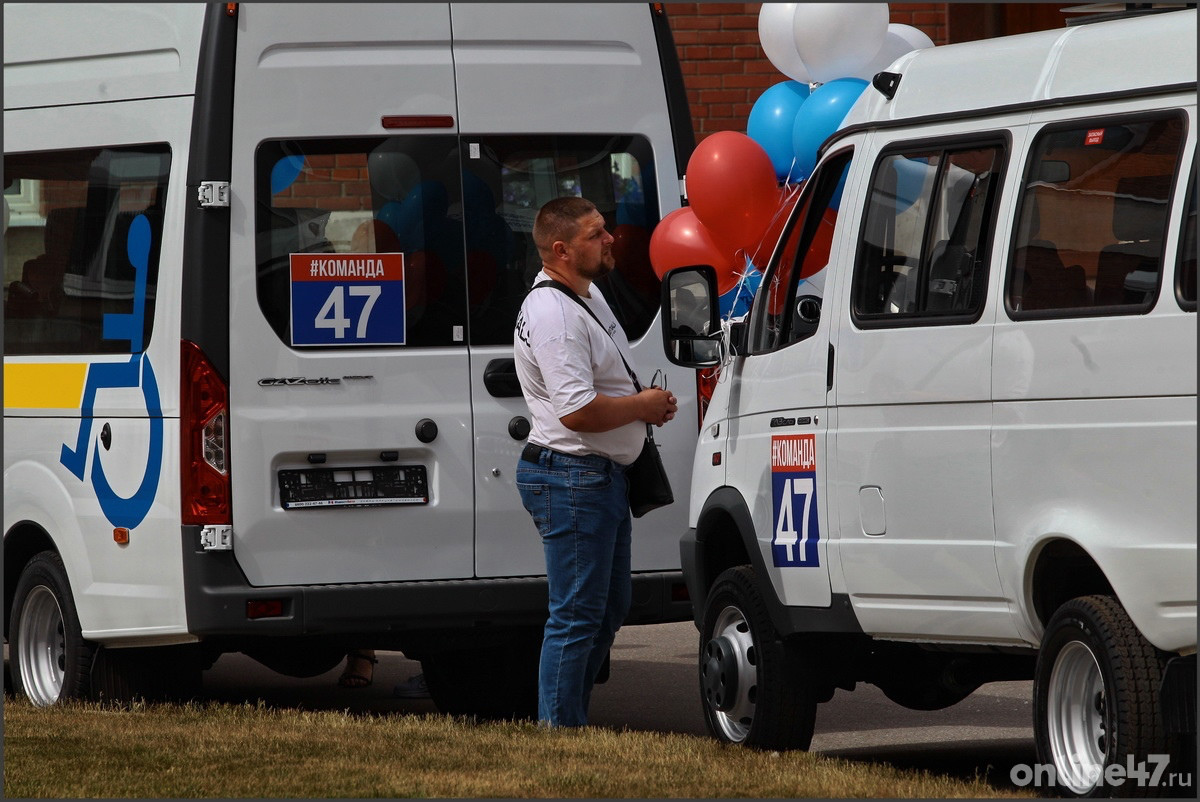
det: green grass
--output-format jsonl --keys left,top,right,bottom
{"left": 3, "top": 696, "right": 1035, "bottom": 798}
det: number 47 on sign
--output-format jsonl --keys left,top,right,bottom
{"left": 771, "top": 434, "right": 821, "bottom": 567}
{"left": 289, "top": 252, "right": 407, "bottom": 347}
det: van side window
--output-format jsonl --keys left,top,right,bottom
{"left": 255, "top": 136, "right": 465, "bottom": 348}
{"left": 1177, "top": 150, "right": 1197, "bottom": 311}
{"left": 750, "top": 150, "right": 853, "bottom": 353}
{"left": 4, "top": 145, "right": 170, "bottom": 356}
{"left": 462, "top": 135, "right": 660, "bottom": 345}
{"left": 853, "top": 142, "right": 1003, "bottom": 325}
{"left": 1007, "top": 113, "right": 1185, "bottom": 317}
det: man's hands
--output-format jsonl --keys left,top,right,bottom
{"left": 639, "top": 387, "right": 677, "bottom": 427}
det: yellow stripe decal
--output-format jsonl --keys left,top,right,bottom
{"left": 4, "top": 363, "right": 88, "bottom": 410}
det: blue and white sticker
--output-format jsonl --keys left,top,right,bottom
{"left": 770, "top": 434, "right": 820, "bottom": 567}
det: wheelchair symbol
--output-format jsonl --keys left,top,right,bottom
{"left": 59, "top": 214, "right": 163, "bottom": 530}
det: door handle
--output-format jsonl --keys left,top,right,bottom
{"left": 483, "top": 358, "right": 522, "bottom": 398}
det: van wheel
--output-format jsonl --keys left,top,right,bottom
{"left": 9, "top": 551, "right": 94, "bottom": 706}
{"left": 1034, "top": 595, "right": 1168, "bottom": 798}
{"left": 699, "top": 566, "right": 816, "bottom": 750}
{"left": 421, "top": 627, "right": 541, "bottom": 720}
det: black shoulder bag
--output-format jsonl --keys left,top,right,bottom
{"left": 533, "top": 280, "right": 674, "bottom": 518}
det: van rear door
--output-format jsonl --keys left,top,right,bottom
{"left": 450, "top": 3, "right": 693, "bottom": 578}
{"left": 226, "top": 4, "right": 475, "bottom": 586}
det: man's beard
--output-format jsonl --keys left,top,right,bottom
{"left": 583, "top": 254, "right": 615, "bottom": 280}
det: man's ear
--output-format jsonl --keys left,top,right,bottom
{"left": 551, "top": 240, "right": 570, "bottom": 261}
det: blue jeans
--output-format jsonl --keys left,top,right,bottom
{"left": 517, "top": 446, "right": 632, "bottom": 727}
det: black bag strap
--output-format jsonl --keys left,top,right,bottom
{"left": 533, "top": 279, "right": 655, "bottom": 441}
{"left": 533, "top": 279, "right": 643, "bottom": 392}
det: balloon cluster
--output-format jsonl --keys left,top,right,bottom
{"left": 751, "top": 4, "right": 933, "bottom": 183}
{"left": 649, "top": 3, "right": 934, "bottom": 316}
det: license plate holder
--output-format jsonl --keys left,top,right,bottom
{"left": 278, "top": 465, "right": 429, "bottom": 510}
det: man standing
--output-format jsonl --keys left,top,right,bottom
{"left": 514, "top": 197, "right": 677, "bottom": 727}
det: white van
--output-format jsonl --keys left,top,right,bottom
{"left": 661, "top": 6, "right": 1196, "bottom": 797}
{"left": 3, "top": 2, "right": 700, "bottom": 717}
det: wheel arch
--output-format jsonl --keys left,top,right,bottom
{"left": 693, "top": 488, "right": 755, "bottom": 588}
{"left": 1027, "top": 538, "right": 1115, "bottom": 633}
{"left": 4, "top": 520, "right": 59, "bottom": 641}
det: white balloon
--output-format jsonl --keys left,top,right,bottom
{"left": 889, "top": 22, "right": 935, "bottom": 52}
{"left": 758, "top": 3, "right": 811, "bottom": 84}
{"left": 792, "top": 2, "right": 889, "bottom": 84}
{"left": 847, "top": 23, "right": 936, "bottom": 81}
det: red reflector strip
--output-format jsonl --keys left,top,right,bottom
{"left": 381, "top": 115, "right": 454, "bottom": 130}
{"left": 246, "top": 600, "right": 285, "bottom": 619}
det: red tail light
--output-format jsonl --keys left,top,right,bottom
{"left": 697, "top": 367, "right": 719, "bottom": 429}
{"left": 181, "top": 340, "right": 231, "bottom": 524}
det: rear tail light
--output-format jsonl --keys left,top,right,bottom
{"left": 181, "top": 340, "right": 231, "bottom": 524}
{"left": 697, "top": 367, "right": 719, "bottom": 428}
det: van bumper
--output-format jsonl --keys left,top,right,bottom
{"left": 180, "top": 526, "right": 692, "bottom": 639}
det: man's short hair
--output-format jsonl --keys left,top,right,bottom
{"left": 533, "top": 196, "right": 598, "bottom": 256}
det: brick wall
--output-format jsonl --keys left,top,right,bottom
{"left": 664, "top": 3, "right": 950, "bottom": 141}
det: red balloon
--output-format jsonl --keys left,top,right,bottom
{"left": 649, "top": 207, "right": 734, "bottom": 282}
{"left": 766, "top": 206, "right": 836, "bottom": 317}
{"left": 687, "top": 131, "right": 780, "bottom": 254}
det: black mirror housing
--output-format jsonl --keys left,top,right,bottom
{"left": 660, "top": 264, "right": 722, "bottom": 368}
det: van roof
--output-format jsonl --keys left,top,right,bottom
{"left": 842, "top": 7, "right": 1197, "bottom": 128}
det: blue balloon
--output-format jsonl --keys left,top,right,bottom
{"left": 748, "top": 80, "right": 811, "bottom": 182}
{"left": 270, "top": 155, "right": 306, "bottom": 194}
{"left": 891, "top": 156, "right": 932, "bottom": 212}
{"left": 790, "top": 78, "right": 868, "bottom": 182}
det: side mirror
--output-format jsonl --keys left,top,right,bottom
{"left": 660, "top": 265, "right": 722, "bottom": 368}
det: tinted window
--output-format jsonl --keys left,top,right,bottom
{"left": 751, "top": 150, "right": 852, "bottom": 353}
{"left": 1007, "top": 113, "right": 1185, "bottom": 317}
{"left": 4, "top": 145, "right": 170, "bottom": 355}
{"left": 854, "top": 141, "right": 1004, "bottom": 324}
{"left": 1177, "top": 149, "right": 1196, "bottom": 310}
{"left": 255, "top": 136, "right": 465, "bottom": 348}
{"left": 462, "top": 135, "right": 660, "bottom": 345}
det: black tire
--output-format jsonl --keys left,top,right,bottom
{"left": 8, "top": 551, "right": 94, "bottom": 706}
{"left": 698, "top": 566, "right": 816, "bottom": 750}
{"left": 1034, "top": 595, "right": 1170, "bottom": 798}
{"left": 421, "top": 626, "right": 541, "bottom": 720}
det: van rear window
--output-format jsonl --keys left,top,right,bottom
{"left": 462, "top": 134, "right": 661, "bottom": 346}
{"left": 4, "top": 145, "right": 170, "bottom": 356}
{"left": 254, "top": 134, "right": 660, "bottom": 349}
{"left": 255, "top": 136, "right": 466, "bottom": 348}
{"left": 1006, "top": 112, "right": 1186, "bottom": 317}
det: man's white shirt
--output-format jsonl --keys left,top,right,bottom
{"left": 514, "top": 271, "right": 645, "bottom": 465}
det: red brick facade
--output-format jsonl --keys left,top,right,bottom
{"left": 664, "top": 3, "right": 1066, "bottom": 142}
